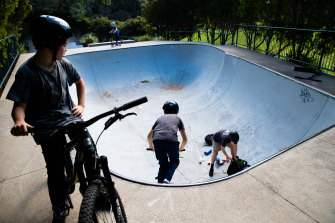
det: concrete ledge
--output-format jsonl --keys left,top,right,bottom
{"left": 87, "top": 40, "right": 135, "bottom": 47}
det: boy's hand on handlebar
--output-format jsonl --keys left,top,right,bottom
{"left": 11, "top": 121, "right": 32, "bottom": 136}
{"left": 72, "top": 105, "right": 85, "bottom": 118}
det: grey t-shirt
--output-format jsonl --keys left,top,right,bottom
{"left": 152, "top": 114, "right": 185, "bottom": 142}
{"left": 213, "top": 129, "right": 232, "bottom": 146}
{"left": 6, "top": 57, "right": 82, "bottom": 144}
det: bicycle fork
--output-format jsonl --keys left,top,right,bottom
{"left": 99, "top": 156, "right": 120, "bottom": 212}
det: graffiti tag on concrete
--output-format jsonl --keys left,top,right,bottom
{"left": 299, "top": 88, "right": 313, "bottom": 103}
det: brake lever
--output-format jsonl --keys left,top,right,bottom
{"left": 123, "top": 112, "right": 137, "bottom": 118}
{"left": 104, "top": 112, "right": 137, "bottom": 130}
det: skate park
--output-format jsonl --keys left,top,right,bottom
{"left": 1, "top": 41, "right": 335, "bottom": 222}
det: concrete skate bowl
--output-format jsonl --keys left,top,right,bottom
{"left": 65, "top": 43, "right": 335, "bottom": 186}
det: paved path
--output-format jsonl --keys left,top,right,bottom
{"left": 0, "top": 42, "right": 334, "bottom": 223}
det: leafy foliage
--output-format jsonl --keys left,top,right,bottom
{"left": 0, "top": 0, "right": 31, "bottom": 91}
{"left": 88, "top": 17, "right": 112, "bottom": 42}
{"left": 118, "top": 16, "right": 148, "bottom": 37}
{"left": 79, "top": 33, "right": 99, "bottom": 44}
{"left": 142, "top": 0, "right": 198, "bottom": 40}
{"left": 0, "top": 0, "right": 32, "bottom": 39}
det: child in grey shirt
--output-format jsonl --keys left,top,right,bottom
{"left": 147, "top": 101, "right": 187, "bottom": 183}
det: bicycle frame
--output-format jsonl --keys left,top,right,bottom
{"left": 63, "top": 134, "right": 115, "bottom": 198}
{"left": 28, "top": 97, "right": 148, "bottom": 220}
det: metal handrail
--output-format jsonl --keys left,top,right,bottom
{"left": 235, "top": 25, "right": 335, "bottom": 75}
{"left": 236, "top": 24, "right": 335, "bottom": 33}
{"left": 0, "top": 35, "right": 20, "bottom": 94}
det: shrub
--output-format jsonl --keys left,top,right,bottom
{"left": 89, "top": 17, "right": 112, "bottom": 42}
{"left": 79, "top": 33, "right": 99, "bottom": 44}
{"left": 119, "top": 16, "right": 150, "bottom": 38}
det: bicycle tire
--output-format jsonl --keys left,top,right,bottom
{"left": 78, "top": 179, "right": 127, "bottom": 223}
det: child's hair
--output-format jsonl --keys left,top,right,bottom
{"left": 229, "top": 131, "right": 239, "bottom": 144}
{"left": 162, "top": 101, "right": 179, "bottom": 114}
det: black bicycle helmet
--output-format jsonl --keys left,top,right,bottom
{"left": 229, "top": 131, "right": 239, "bottom": 144}
{"left": 30, "top": 15, "right": 72, "bottom": 50}
{"left": 162, "top": 101, "right": 179, "bottom": 114}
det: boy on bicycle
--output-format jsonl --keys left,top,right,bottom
{"left": 7, "top": 15, "right": 95, "bottom": 223}
{"left": 147, "top": 101, "right": 188, "bottom": 184}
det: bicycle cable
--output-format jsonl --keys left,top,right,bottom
{"left": 95, "top": 129, "right": 105, "bottom": 146}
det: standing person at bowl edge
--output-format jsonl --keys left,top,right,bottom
{"left": 109, "top": 21, "right": 120, "bottom": 46}
{"left": 209, "top": 130, "right": 239, "bottom": 177}
{"left": 147, "top": 101, "right": 188, "bottom": 184}
{"left": 6, "top": 15, "right": 96, "bottom": 223}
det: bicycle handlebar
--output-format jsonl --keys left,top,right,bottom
{"left": 120, "top": 97, "right": 148, "bottom": 111}
{"left": 28, "top": 96, "right": 148, "bottom": 133}
{"left": 82, "top": 96, "right": 148, "bottom": 129}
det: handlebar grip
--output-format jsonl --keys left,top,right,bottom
{"left": 27, "top": 127, "right": 35, "bottom": 133}
{"left": 11, "top": 126, "right": 35, "bottom": 135}
{"left": 121, "top": 96, "right": 148, "bottom": 111}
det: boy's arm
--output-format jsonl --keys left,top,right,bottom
{"left": 179, "top": 129, "right": 187, "bottom": 152}
{"left": 147, "top": 129, "right": 155, "bottom": 151}
{"left": 221, "top": 145, "right": 232, "bottom": 160}
{"left": 231, "top": 144, "right": 238, "bottom": 161}
{"left": 225, "top": 143, "right": 238, "bottom": 161}
{"left": 10, "top": 102, "right": 31, "bottom": 136}
{"left": 72, "top": 78, "right": 85, "bottom": 118}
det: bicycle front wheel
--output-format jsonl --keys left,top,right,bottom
{"left": 78, "top": 179, "right": 127, "bottom": 223}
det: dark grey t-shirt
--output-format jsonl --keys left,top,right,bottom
{"left": 213, "top": 129, "right": 232, "bottom": 146}
{"left": 152, "top": 114, "right": 185, "bottom": 142}
{"left": 6, "top": 57, "right": 82, "bottom": 144}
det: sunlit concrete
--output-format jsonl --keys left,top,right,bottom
{"left": 63, "top": 42, "right": 335, "bottom": 184}
{"left": 1, "top": 42, "right": 335, "bottom": 223}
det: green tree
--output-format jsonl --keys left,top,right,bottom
{"left": 279, "top": 0, "right": 326, "bottom": 62}
{"left": 0, "top": 0, "right": 17, "bottom": 39}
{"left": 142, "top": 0, "right": 197, "bottom": 40}
{"left": 195, "top": 0, "right": 240, "bottom": 44}
{"left": 0, "top": 0, "right": 31, "bottom": 39}
{"left": 0, "top": 0, "right": 31, "bottom": 95}
{"left": 7, "top": 0, "right": 32, "bottom": 40}
{"left": 195, "top": 0, "right": 221, "bottom": 44}
{"left": 24, "top": 0, "right": 143, "bottom": 40}
{"left": 89, "top": 16, "right": 112, "bottom": 42}
{"left": 237, "top": 0, "right": 259, "bottom": 48}
{"left": 217, "top": 0, "right": 241, "bottom": 45}
{"left": 252, "top": 0, "right": 288, "bottom": 54}
{"left": 83, "top": 0, "right": 142, "bottom": 20}
{"left": 118, "top": 16, "right": 148, "bottom": 37}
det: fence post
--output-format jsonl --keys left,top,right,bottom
{"left": 253, "top": 26, "right": 256, "bottom": 51}
{"left": 236, "top": 26, "right": 239, "bottom": 46}
{"left": 317, "top": 31, "right": 327, "bottom": 72}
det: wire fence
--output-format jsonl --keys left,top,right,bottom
{"left": 234, "top": 25, "right": 335, "bottom": 75}
{"left": 161, "top": 25, "right": 335, "bottom": 75}
{"left": 0, "top": 35, "right": 20, "bottom": 96}
{"left": 1, "top": 25, "right": 334, "bottom": 93}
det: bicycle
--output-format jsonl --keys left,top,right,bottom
{"left": 28, "top": 96, "right": 148, "bottom": 223}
